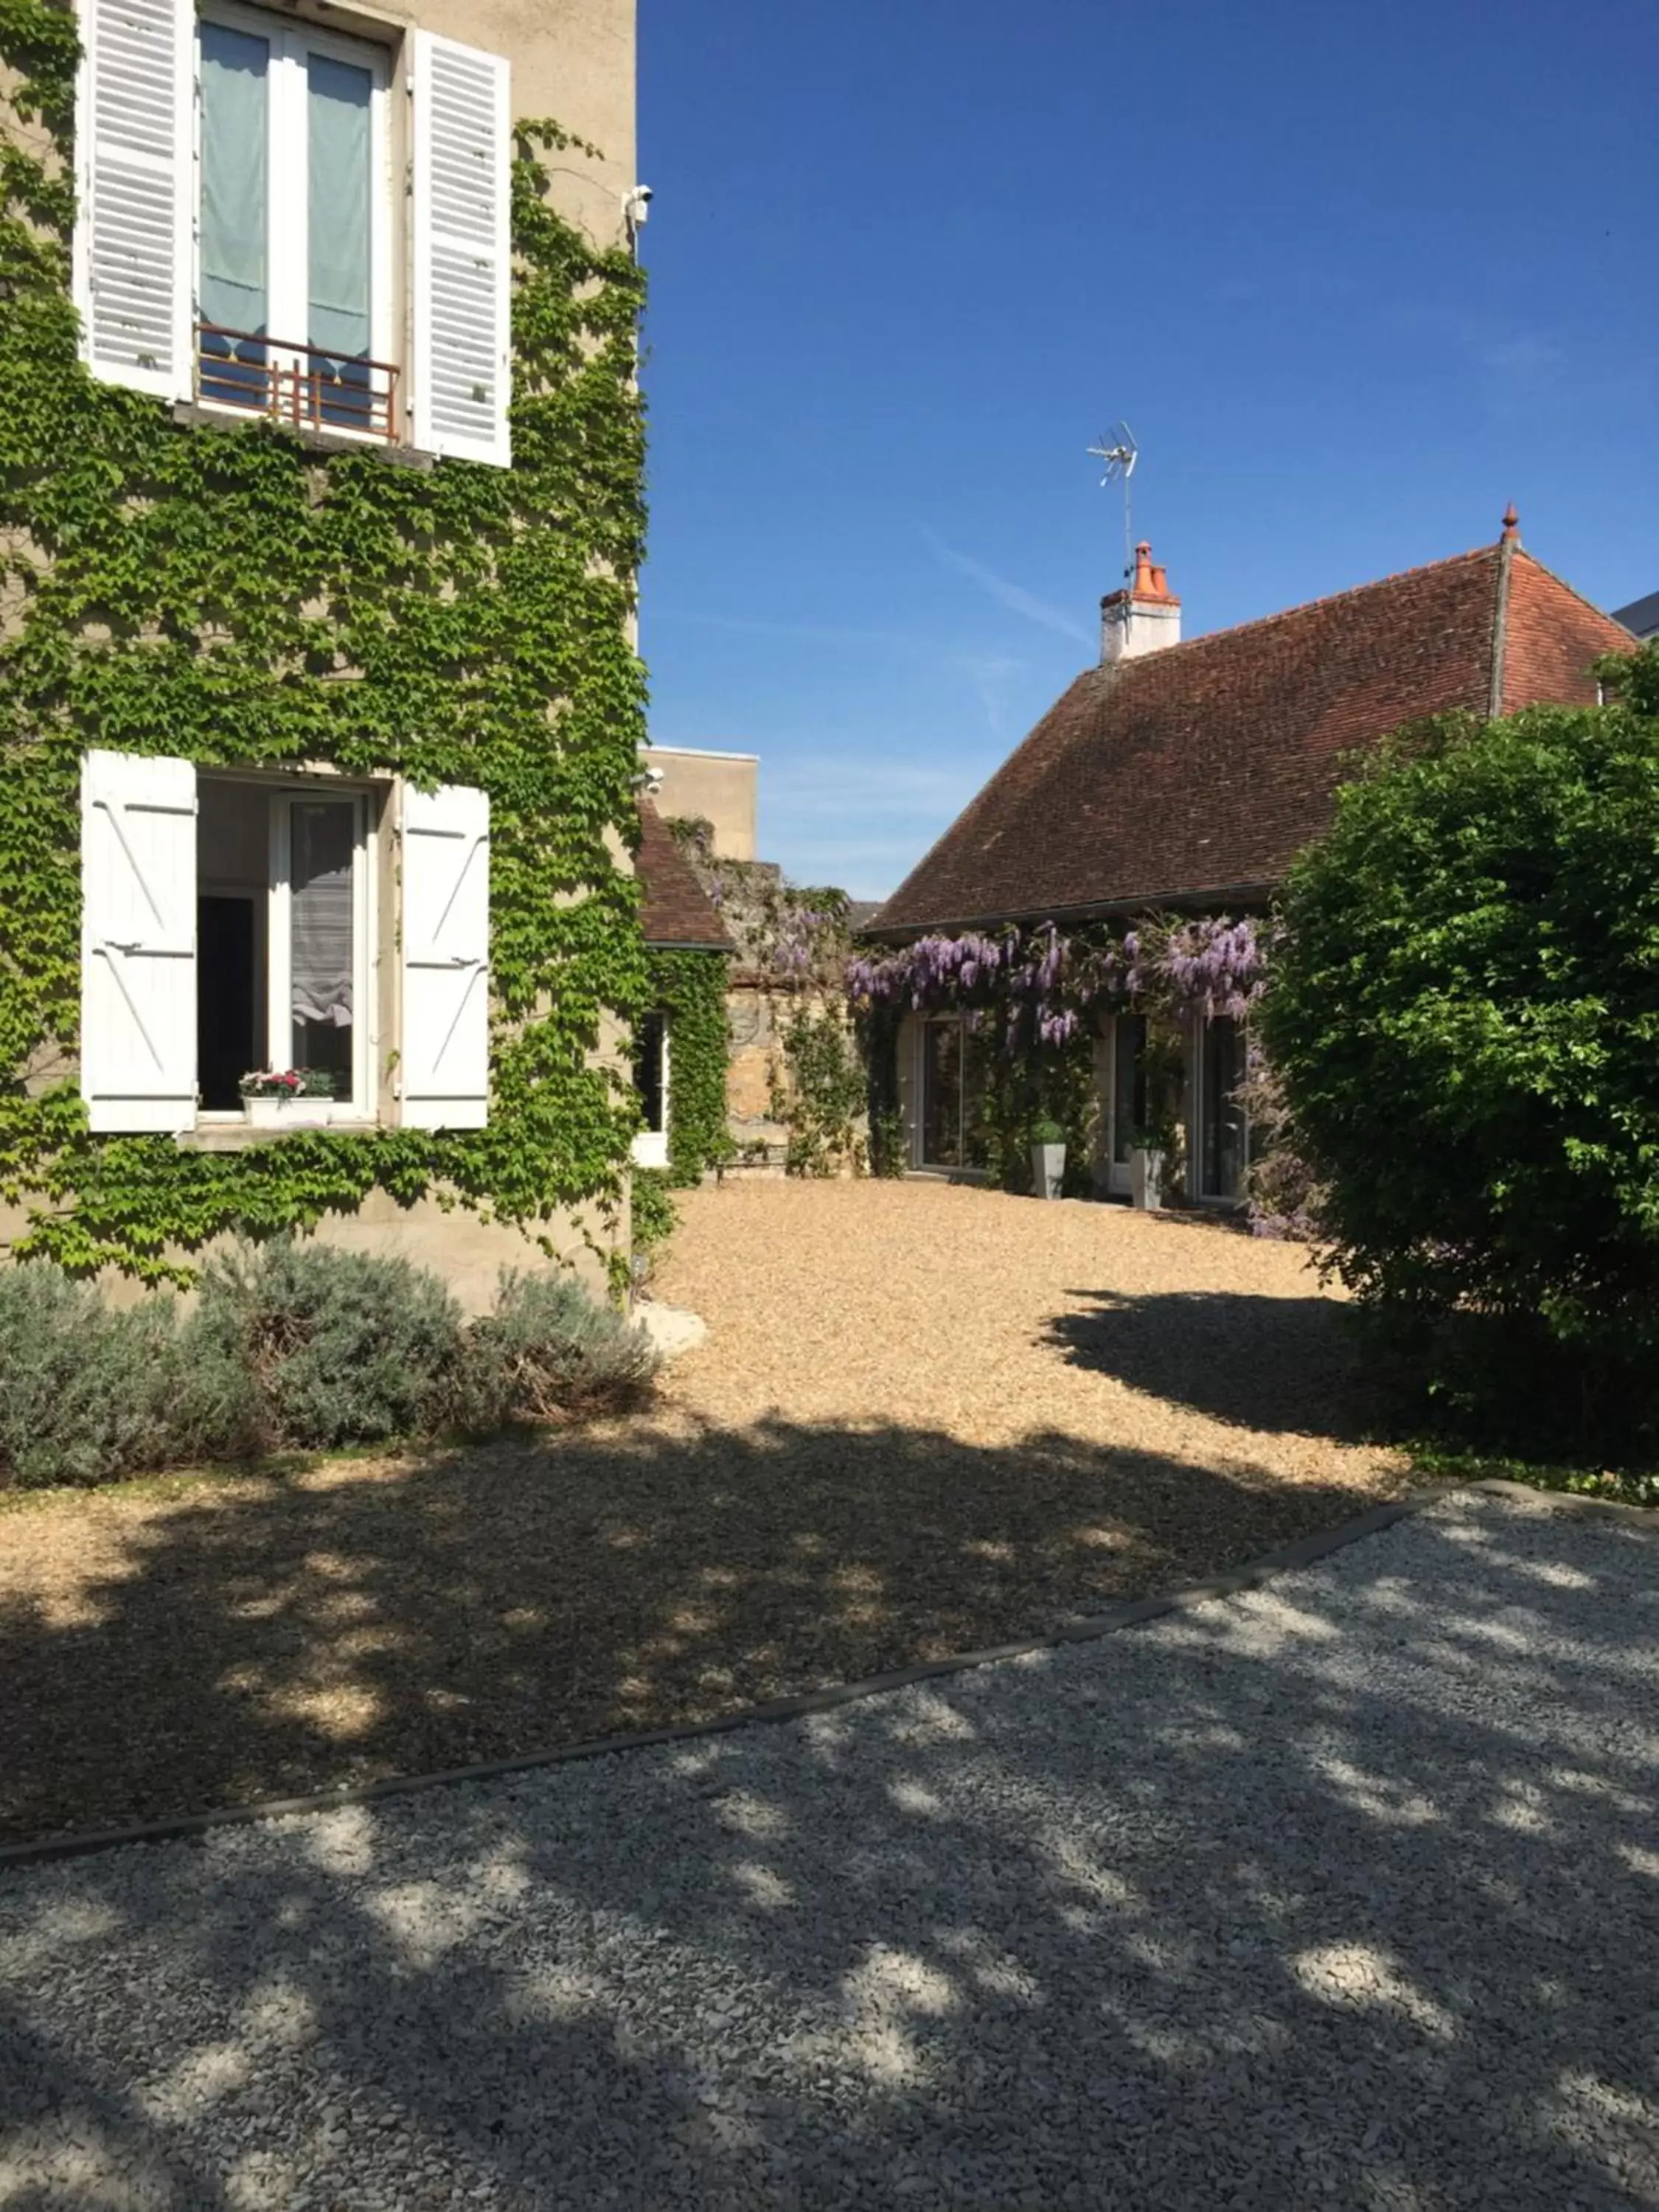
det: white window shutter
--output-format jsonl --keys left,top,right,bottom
{"left": 410, "top": 31, "right": 512, "bottom": 467}
{"left": 80, "top": 750, "right": 198, "bottom": 1133}
{"left": 72, "top": 0, "right": 195, "bottom": 401}
{"left": 400, "top": 782, "right": 490, "bottom": 1128}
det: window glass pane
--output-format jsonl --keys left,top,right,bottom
{"left": 633, "top": 1011, "right": 666, "bottom": 1134}
{"left": 1201, "top": 1017, "right": 1248, "bottom": 1198}
{"left": 921, "top": 1023, "right": 962, "bottom": 1168}
{"left": 200, "top": 22, "right": 270, "bottom": 402}
{"left": 290, "top": 799, "right": 355, "bottom": 1100}
{"left": 961, "top": 1023, "right": 990, "bottom": 1169}
{"left": 1113, "top": 1014, "right": 1147, "bottom": 1162}
{"left": 307, "top": 54, "right": 372, "bottom": 369}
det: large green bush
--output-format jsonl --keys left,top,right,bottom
{"left": 0, "top": 1266, "right": 184, "bottom": 1486}
{"left": 180, "top": 1240, "right": 465, "bottom": 1454}
{"left": 1260, "top": 658, "right": 1659, "bottom": 1449}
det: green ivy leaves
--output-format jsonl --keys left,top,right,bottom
{"left": 0, "top": 9, "right": 650, "bottom": 1278}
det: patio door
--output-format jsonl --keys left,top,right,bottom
{"left": 919, "top": 1018, "right": 987, "bottom": 1170}
{"left": 1196, "top": 1015, "right": 1248, "bottom": 1200}
{"left": 1107, "top": 1013, "right": 1146, "bottom": 1196}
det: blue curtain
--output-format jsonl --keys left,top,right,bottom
{"left": 307, "top": 55, "right": 372, "bottom": 361}
{"left": 199, "top": 23, "right": 269, "bottom": 335}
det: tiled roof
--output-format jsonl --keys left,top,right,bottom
{"left": 1612, "top": 588, "right": 1659, "bottom": 639}
{"left": 636, "top": 799, "right": 735, "bottom": 951}
{"left": 871, "top": 543, "right": 1636, "bottom": 936}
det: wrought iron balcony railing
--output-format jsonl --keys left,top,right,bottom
{"left": 195, "top": 324, "right": 401, "bottom": 443}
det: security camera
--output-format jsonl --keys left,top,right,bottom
{"left": 623, "top": 184, "right": 653, "bottom": 229}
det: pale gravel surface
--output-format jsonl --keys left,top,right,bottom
{"left": 2, "top": 1488, "right": 1655, "bottom": 2210}
{"left": 655, "top": 1180, "right": 1405, "bottom": 1483}
{"left": 2, "top": 1183, "right": 1411, "bottom": 1846}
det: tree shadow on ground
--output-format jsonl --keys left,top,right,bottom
{"left": 1, "top": 1493, "right": 1653, "bottom": 2208}
{"left": 1047, "top": 1287, "right": 1385, "bottom": 1441}
{"left": 0, "top": 1419, "right": 1396, "bottom": 1848}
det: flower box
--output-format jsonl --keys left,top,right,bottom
{"left": 239, "top": 1071, "right": 335, "bottom": 1127}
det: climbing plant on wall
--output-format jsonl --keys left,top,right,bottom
{"left": 645, "top": 950, "right": 732, "bottom": 1187}
{"left": 0, "top": 0, "right": 651, "bottom": 1279}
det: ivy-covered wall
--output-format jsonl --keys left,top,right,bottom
{"left": 0, "top": 0, "right": 650, "bottom": 1280}
{"left": 646, "top": 950, "right": 731, "bottom": 1186}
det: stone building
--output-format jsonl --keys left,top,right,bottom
{"left": 0, "top": 0, "right": 650, "bottom": 1304}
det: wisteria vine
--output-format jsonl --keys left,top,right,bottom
{"left": 846, "top": 914, "right": 1267, "bottom": 1050}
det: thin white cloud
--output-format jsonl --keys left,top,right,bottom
{"left": 920, "top": 525, "right": 1092, "bottom": 646}
{"left": 953, "top": 651, "right": 1023, "bottom": 740}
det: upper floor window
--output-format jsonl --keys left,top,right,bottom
{"left": 198, "top": 6, "right": 393, "bottom": 438}
{"left": 72, "top": 0, "right": 512, "bottom": 465}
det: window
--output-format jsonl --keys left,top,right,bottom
{"left": 919, "top": 1018, "right": 988, "bottom": 1172}
{"left": 195, "top": 779, "right": 370, "bottom": 1116}
{"left": 1197, "top": 1015, "right": 1249, "bottom": 1201}
{"left": 197, "top": 5, "right": 393, "bottom": 438}
{"left": 1111, "top": 1012, "right": 1147, "bottom": 1166}
{"left": 630, "top": 1011, "right": 669, "bottom": 1169}
{"left": 73, "top": 0, "right": 512, "bottom": 464}
{"left": 80, "top": 751, "right": 490, "bottom": 1133}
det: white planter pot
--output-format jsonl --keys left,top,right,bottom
{"left": 280, "top": 1096, "right": 333, "bottom": 1128}
{"left": 1129, "top": 1146, "right": 1165, "bottom": 1211}
{"left": 241, "top": 1094, "right": 331, "bottom": 1129}
{"left": 1031, "top": 1141, "right": 1065, "bottom": 1200}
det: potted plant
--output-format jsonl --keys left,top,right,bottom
{"left": 1029, "top": 1116, "right": 1066, "bottom": 1200}
{"left": 1128, "top": 1110, "right": 1177, "bottom": 1211}
{"left": 239, "top": 1068, "right": 334, "bottom": 1127}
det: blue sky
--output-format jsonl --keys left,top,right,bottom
{"left": 637, "top": 0, "right": 1658, "bottom": 898}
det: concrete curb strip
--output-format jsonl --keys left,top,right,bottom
{"left": 1, "top": 1478, "right": 1649, "bottom": 1875}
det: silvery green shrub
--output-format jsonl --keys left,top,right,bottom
{"left": 455, "top": 1270, "right": 658, "bottom": 1434}
{"left": 0, "top": 1265, "right": 184, "bottom": 1488}
{"left": 181, "top": 1238, "right": 464, "bottom": 1455}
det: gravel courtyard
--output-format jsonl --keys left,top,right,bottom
{"left": 2, "top": 1181, "right": 1412, "bottom": 1845}
{"left": 2, "top": 1488, "right": 1654, "bottom": 2210}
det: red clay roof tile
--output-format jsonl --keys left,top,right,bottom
{"left": 872, "top": 543, "right": 1635, "bottom": 935}
{"left": 636, "top": 799, "right": 736, "bottom": 951}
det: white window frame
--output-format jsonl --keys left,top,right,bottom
{"left": 268, "top": 787, "right": 374, "bottom": 1120}
{"left": 630, "top": 1013, "right": 669, "bottom": 1169}
{"left": 193, "top": 0, "right": 395, "bottom": 438}
{"left": 195, "top": 775, "right": 378, "bottom": 1125}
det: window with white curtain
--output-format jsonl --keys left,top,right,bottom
{"left": 195, "top": 778, "right": 371, "bottom": 1116}
{"left": 80, "top": 751, "right": 493, "bottom": 1134}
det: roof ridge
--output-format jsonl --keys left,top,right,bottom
{"left": 1097, "top": 543, "right": 1501, "bottom": 680}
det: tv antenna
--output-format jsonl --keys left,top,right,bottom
{"left": 1088, "top": 422, "right": 1138, "bottom": 582}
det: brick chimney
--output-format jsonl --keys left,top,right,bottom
{"left": 1101, "top": 541, "right": 1181, "bottom": 664}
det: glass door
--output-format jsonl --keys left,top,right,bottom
{"left": 1198, "top": 1016, "right": 1248, "bottom": 1199}
{"left": 1109, "top": 1013, "right": 1146, "bottom": 1195}
{"left": 921, "top": 1020, "right": 964, "bottom": 1167}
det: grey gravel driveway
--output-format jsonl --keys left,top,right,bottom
{"left": 1, "top": 1489, "right": 1655, "bottom": 2211}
